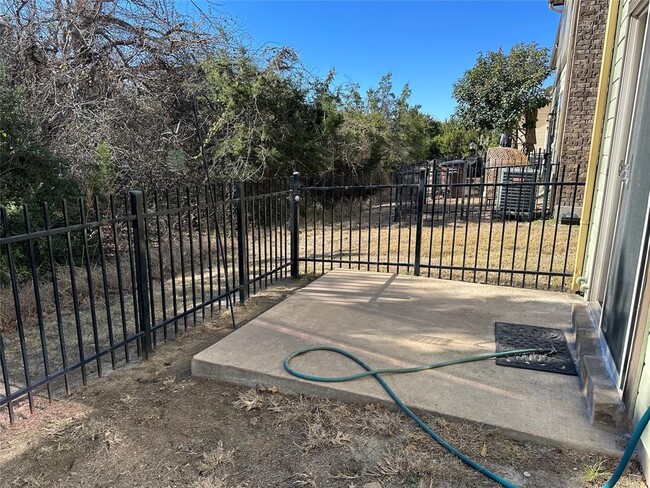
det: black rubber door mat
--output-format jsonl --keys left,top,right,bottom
{"left": 494, "top": 322, "right": 578, "bottom": 376}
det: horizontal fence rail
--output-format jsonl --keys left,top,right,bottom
{"left": 0, "top": 180, "right": 290, "bottom": 423}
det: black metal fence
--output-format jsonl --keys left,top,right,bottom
{"left": 0, "top": 180, "right": 290, "bottom": 423}
{"left": 295, "top": 159, "right": 582, "bottom": 291}
{"left": 0, "top": 157, "right": 583, "bottom": 423}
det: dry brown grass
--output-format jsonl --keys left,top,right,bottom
{"left": 228, "top": 387, "right": 643, "bottom": 488}
{"left": 0, "top": 263, "right": 129, "bottom": 333}
{"left": 298, "top": 195, "right": 577, "bottom": 292}
{"left": 198, "top": 441, "right": 236, "bottom": 477}
{"left": 0, "top": 214, "right": 283, "bottom": 333}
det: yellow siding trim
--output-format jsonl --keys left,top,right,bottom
{"left": 571, "top": 0, "right": 622, "bottom": 291}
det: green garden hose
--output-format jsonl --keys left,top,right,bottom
{"left": 284, "top": 345, "right": 650, "bottom": 488}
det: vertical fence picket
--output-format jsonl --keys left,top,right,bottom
{"left": 43, "top": 203, "right": 70, "bottom": 393}
{"left": 347, "top": 181, "right": 353, "bottom": 270}
{"left": 0, "top": 208, "right": 16, "bottom": 422}
{"left": 283, "top": 178, "right": 289, "bottom": 276}
{"left": 290, "top": 172, "right": 300, "bottom": 278}
{"left": 374, "top": 172, "right": 384, "bottom": 272}
{"left": 250, "top": 186, "right": 258, "bottom": 294}
{"left": 387, "top": 183, "right": 394, "bottom": 273}
{"left": 396, "top": 177, "right": 403, "bottom": 274}
{"left": 165, "top": 190, "right": 177, "bottom": 335}
{"left": 142, "top": 192, "right": 156, "bottom": 345}
{"left": 0, "top": 325, "right": 13, "bottom": 423}
{"left": 79, "top": 200, "right": 102, "bottom": 377}
{"left": 176, "top": 189, "right": 188, "bottom": 329}
{"left": 414, "top": 168, "right": 426, "bottom": 276}
{"left": 263, "top": 183, "right": 270, "bottom": 285}
{"left": 356, "top": 176, "right": 362, "bottom": 271}
{"left": 449, "top": 178, "right": 462, "bottom": 280}
{"left": 124, "top": 195, "right": 141, "bottom": 356}
{"left": 63, "top": 200, "right": 88, "bottom": 383}
{"left": 562, "top": 164, "right": 581, "bottom": 291}
{"left": 406, "top": 180, "right": 414, "bottom": 273}
{"left": 485, "top": 166, "right": 498, "bottom": 284}
{"left": 236, "top": 182, "right": 249, "bottom": 301}
{"left": 461, "top": 176, "right": 471, "bottom": 282}
{"left": 220, "top": 184, "right": 228, "bottom": 297}
{"left": 154, "top": 191, "right": 168, "bottom": 339}
{"left": 259, "top": 183, "right": 266, "bottom": 285}
{"left": 196, "top": 187, "right": 206, "bottom": 322}
{"left": 276, "top": 181, "right": 282, "bottom": 278}
{"left": 427, "top": 170, "right": 437, "bottom": 278}
{"left": 226, "top": 183, "right": 237, "bottom": 309}
{"left": 204, "top": 189, "right": 214, "bottom": 317}
{"left": 109, "top": 196, "right": 130, "bottom": 361}
{"left": 212, "top": 186, "right": 223, "bottom": 309}
{"left": 366, "top": 175, "right": 372, "bottom": 272}
{"left": 130, "top": 191, "right": 153, "bottom": 358}
{"left": 472, "top": 169, "right": 485, "bottom": 283}
{"left": 548, "top": 165, "right": 566, "bottom": 290}
{"left": 93, "top": 197, "right": 116, "bottom": 369}
{"left": 2, "top": 208, "right": 34, "bottom": 412}
{"left": 521, "top": 165, "right": 540, "bottom": 288}
{"left": 185, "top": 188, "right": 197, "bottom": 326}
{"left": 23, "top": 205, "right": 52, "bottom": 401}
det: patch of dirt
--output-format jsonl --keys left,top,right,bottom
{"left": 0, "top": 277, "right": 645, "bottom": 488}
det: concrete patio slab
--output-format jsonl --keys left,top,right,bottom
{"left": 192, "top": 269, "right": 622, "bottom": 455}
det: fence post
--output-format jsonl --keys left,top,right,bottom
{"left": 414, "top": 167, "right": 426, "bottom": 276}
{"left": 129, "top": 191, "right": 153, "bottom": 359}
{"left": 235, "top": 182, "right": 249, "bottom": 302}
{"left": 290, "top": 172, "right": 300, "bottom": 278}
{"left": 0, "top": 207, "right": 15, "bottom": 423}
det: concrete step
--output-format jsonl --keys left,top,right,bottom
{"left": 581, "top": 355, "right": 627, "bottom": 430}
{"left": 574, "top": 314, "right": 600, "bottom": 362}
{"left": 572, "top": 303, "right": 627, "bottom": 432}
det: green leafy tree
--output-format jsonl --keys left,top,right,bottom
{"left": 328, "top": 73, "right": 438, "bottom": 174}
{"left": 193, "top": 47, "right": 326, "bottom": 179}
{"left": 433, "top": 119, "right": 479, "bottom": 158}
{"left": 452, "top": 42, "right": 550, "bottom": 152}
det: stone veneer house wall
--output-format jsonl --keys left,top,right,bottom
{"left": 549, "top": 0, "right": 609, "bottom": 211}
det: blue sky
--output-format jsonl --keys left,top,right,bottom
{"left": 211, "top": 1, "right": 560, "bottom": 120}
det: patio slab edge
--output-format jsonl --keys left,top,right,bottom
{"left": 192, "top": 348, "right": 624, "bottom": 458}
